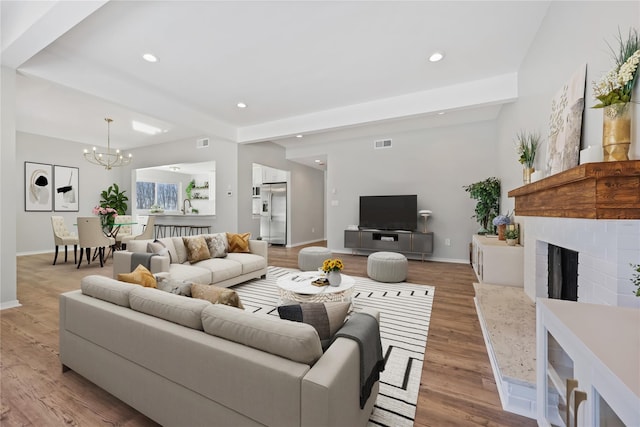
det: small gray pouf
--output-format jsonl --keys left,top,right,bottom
{"left": 298, "top": 246, "right": 332, "bottom": 271}
{"left": 367, "top": 251, "right": 408, "bottom": 283}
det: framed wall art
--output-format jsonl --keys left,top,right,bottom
{"left": 546, "top": 64, "right": 587, "bottom": 176}
{"left": 53, "top": 165, "right": 79, "bottom": 212}
{"left": 25, "top": 162, "right": 53, "bottom": 211}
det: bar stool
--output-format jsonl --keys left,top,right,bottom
{"left": 172, "top": 225, "right": 190, "bottom": 236}
{"left": 189, "top": 225, "right": 211, "bottom": 235}
{"left": 155, "top": 224, "right": 170, "bottom": 238}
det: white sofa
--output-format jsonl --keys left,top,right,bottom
{"left": 113, "top": 234, "right": 268, "bottom": 287}
{"left": 59, "top": 275, "right": 379, "bottom": 427}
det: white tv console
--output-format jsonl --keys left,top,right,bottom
{"left": 344, "top": 229, "right": 433, "bottom": 260}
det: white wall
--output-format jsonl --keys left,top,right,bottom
{"left": 497, "top": 1, "right": 640, "bottom": 212}
{"left": 322, "top": 120, "right": 499, "bottom": 262}
{"left": 494, "top": 2, "right": 640, "bottom": 308}
{"left": 16, "top": 132, "right": 125, "bottom": 254}
{"left": 1, "top": 66, "right": 19, "bottom": 308}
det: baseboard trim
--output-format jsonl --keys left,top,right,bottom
{"left": 1, "top": 300, "right": 22, "bottom": 310}
{"left": 331, "top": 249, "right": 468, "bottom": 264}
{"left": 288, "top": 239, "right": 326, "bottom": 248}
{"left": 17, "top": 250, "right": 53, "bottom": 257}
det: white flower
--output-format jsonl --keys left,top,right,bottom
{"left": 618, "top": 49, "right": 640, "bottom": 86}
{"left": 592, "top": 69, "right": 620, "bottom": 97}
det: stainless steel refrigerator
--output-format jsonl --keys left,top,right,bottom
{"left": 260, "top": 182, "right": 287, "bottom": 245}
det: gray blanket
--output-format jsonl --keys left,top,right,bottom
{"left": 332, "top": 312, "right": 385, "bottom": 409}
{"left": 130, "top": 252, "right": 158, "bottom": 271}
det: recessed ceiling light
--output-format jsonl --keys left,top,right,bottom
{"left": 132, "top": 120, "right": 163, "bottom": 135}
{"left": 296, "top": 134, "right": 303, "bottom": 138}
{"left": 142, "top": 53, "right": 158, "bottom": 63}
{"left": 429, "top": 51, "right": 444, "bottom": 62}
{"left": 237, "top": 102, "right": 247, "bottom": 109}
{"left": 438, "top": 111, "right": 446, "bottom": 115}
{"left": 314, "top": 159, "right": 321, "bottom": 163}
{"left": 169, "top": 166, "right": 180, "bottom": 171}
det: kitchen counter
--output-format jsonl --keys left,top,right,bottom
{"left": 149, "top": 214, "right": 214, "bottom": 226}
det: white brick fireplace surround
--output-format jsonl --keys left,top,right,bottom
{"left": 523, "top": 216, "right": 640, "bottom": 308}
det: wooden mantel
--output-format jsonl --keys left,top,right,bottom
{"left": 508, "top": 160, "right": 640, "bottom": 219}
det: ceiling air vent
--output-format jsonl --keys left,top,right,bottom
{"left": 196, "top": 137, "right": 210, "bottom": 149}
{"left": 374, "top": 139, "right": 392, "bottom": 149}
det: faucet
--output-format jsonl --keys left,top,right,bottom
{"left": 183, "top": 199, "right": 192, "bottom": 215}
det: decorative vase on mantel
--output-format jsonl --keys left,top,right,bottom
{"left": 602, "top": 102, "right": 632, "bottom": 161}
{"left": 523, "top": 167, "right": 535, "bottom": 185}
{"left": 327, "top": 271, "right": 342, "bottom": 287}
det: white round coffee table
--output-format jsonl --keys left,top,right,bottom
{"left": 277, "top": 271, "right": 355, "bottom": 303}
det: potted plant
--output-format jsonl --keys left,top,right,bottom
{"left": 505, "top": 228, "right": 519, "bottom": 246}
{"left": 492, "top": 214, "right": 511, "bottom": 240}
{"left": 463, "top": 177, "right": 501, "bottom": 235}
{"left": 515, "top": 131, "right": 540, "bottom": 184}
{"left": 186, "top": 179, "right": 195, "bottom": 200}
{"left": 631, "top": 263, "right": 640, "bottom": 297}
{"left": 100, "top": 183, "right": 128, "bottom": 215}
{"left": 322, "top": 258, "right": 344, "bottom": 287}
{"left": 592, "top": 28, "right": 639, "bottom": 161}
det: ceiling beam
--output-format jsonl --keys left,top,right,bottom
{"left": 236, "top": 73, "right": 518, "bottom": 144}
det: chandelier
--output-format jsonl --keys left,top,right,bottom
{"left": 83, "top": 118, "right": 132, "bottom": 170}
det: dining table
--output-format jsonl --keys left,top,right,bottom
{"left": 74, "top": 220, "right": 137, "bottom": 259}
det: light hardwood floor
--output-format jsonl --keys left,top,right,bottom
{"left": 1, "top": 244, "right": 536, "bottom": 426}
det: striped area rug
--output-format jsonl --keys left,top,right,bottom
{"left": 233, "top": 266, "right": 435, "bottom": 427}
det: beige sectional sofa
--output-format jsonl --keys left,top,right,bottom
{"left": 59, "top": 275, "right": 379, "bottom": 426}
{"left": 113, "top": 234, "right": 268, "bottom": 287}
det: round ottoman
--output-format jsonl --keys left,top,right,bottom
{"left": 298, "top": 246, "right": 332, "bottom": 271}
{"left": 367, "top": 252, "right": 408, "bottom": 283}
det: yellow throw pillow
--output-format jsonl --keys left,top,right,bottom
{"left": 191, "top": 283, "right": 244, "bottom": 309}
{"left": 226, "top": 232, "right": 251, "bottom": 253}
{"left": 182, "top": 236, "right": 211, "bottom": 264}
{"left": 117, "top": 264, "right": 157, "bottom": 288}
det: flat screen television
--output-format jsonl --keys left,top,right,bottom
{"left": 359, "top": 195, "right": 417, "bottom": 231}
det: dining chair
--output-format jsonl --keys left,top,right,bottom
{"left": 114, "top": 215, "right": 132, "bottom": 249}
{"left": 76, "top": 217, "right": 116, "bottom": 268}
{"left": 51, "top": 216, "right": 78, "bottom": 265}
{"left": 120, "top": 215, "right": 155, "bottom": 249}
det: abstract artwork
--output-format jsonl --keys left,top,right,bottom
{"left": 25, "top": 162, "right": 53, "bottom": 211}
{"left": 54, "top": 165, "right": 79, "bottom": 212}
{"left": 546, "top": 64, "right": 587, "bottom": 176}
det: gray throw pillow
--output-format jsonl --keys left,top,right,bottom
{"left": 155, "top": 276, "right": 192, "bottom": 296}
{"left": 278, "top": 302, "right": 350, "bottom": 350}
{"left": 205, "top": 234, "right": 228, "bottom": 258}
{"left": 147, "top": 240, "right": 173, "bottom": 263}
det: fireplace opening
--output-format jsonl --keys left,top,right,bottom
{"left": 547, "top": 244, "right": 579, "bottom": 301}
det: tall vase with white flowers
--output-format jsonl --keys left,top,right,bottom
{"left": 592, "top": 28, "right": 640, "bottom": 161}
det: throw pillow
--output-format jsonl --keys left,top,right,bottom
{"left": 226, "top": 232, "right": 251, "bottom": 253}
{"left": 117, "top": 264, "right": 157, "bottom": 288}
{"left": 156, "top": 275, "right": 192, "bottom": 296}
{"left": 205, "top": 234, "right": 228, "bottom": 258}
{"left": 278, "top": 302, "right": 350, "bottom": 349}
{"left": 147, "top": 240, "right": 173, "bottom": 263}
{"left": 182, "top": 236, "right": 211, "bottom": 264}
{"left": 191, "top": 283, "right": 244, "bottom": 309}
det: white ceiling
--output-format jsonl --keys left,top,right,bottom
{"left": 3, "top": 0, "right": 550, "bottom": 169}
